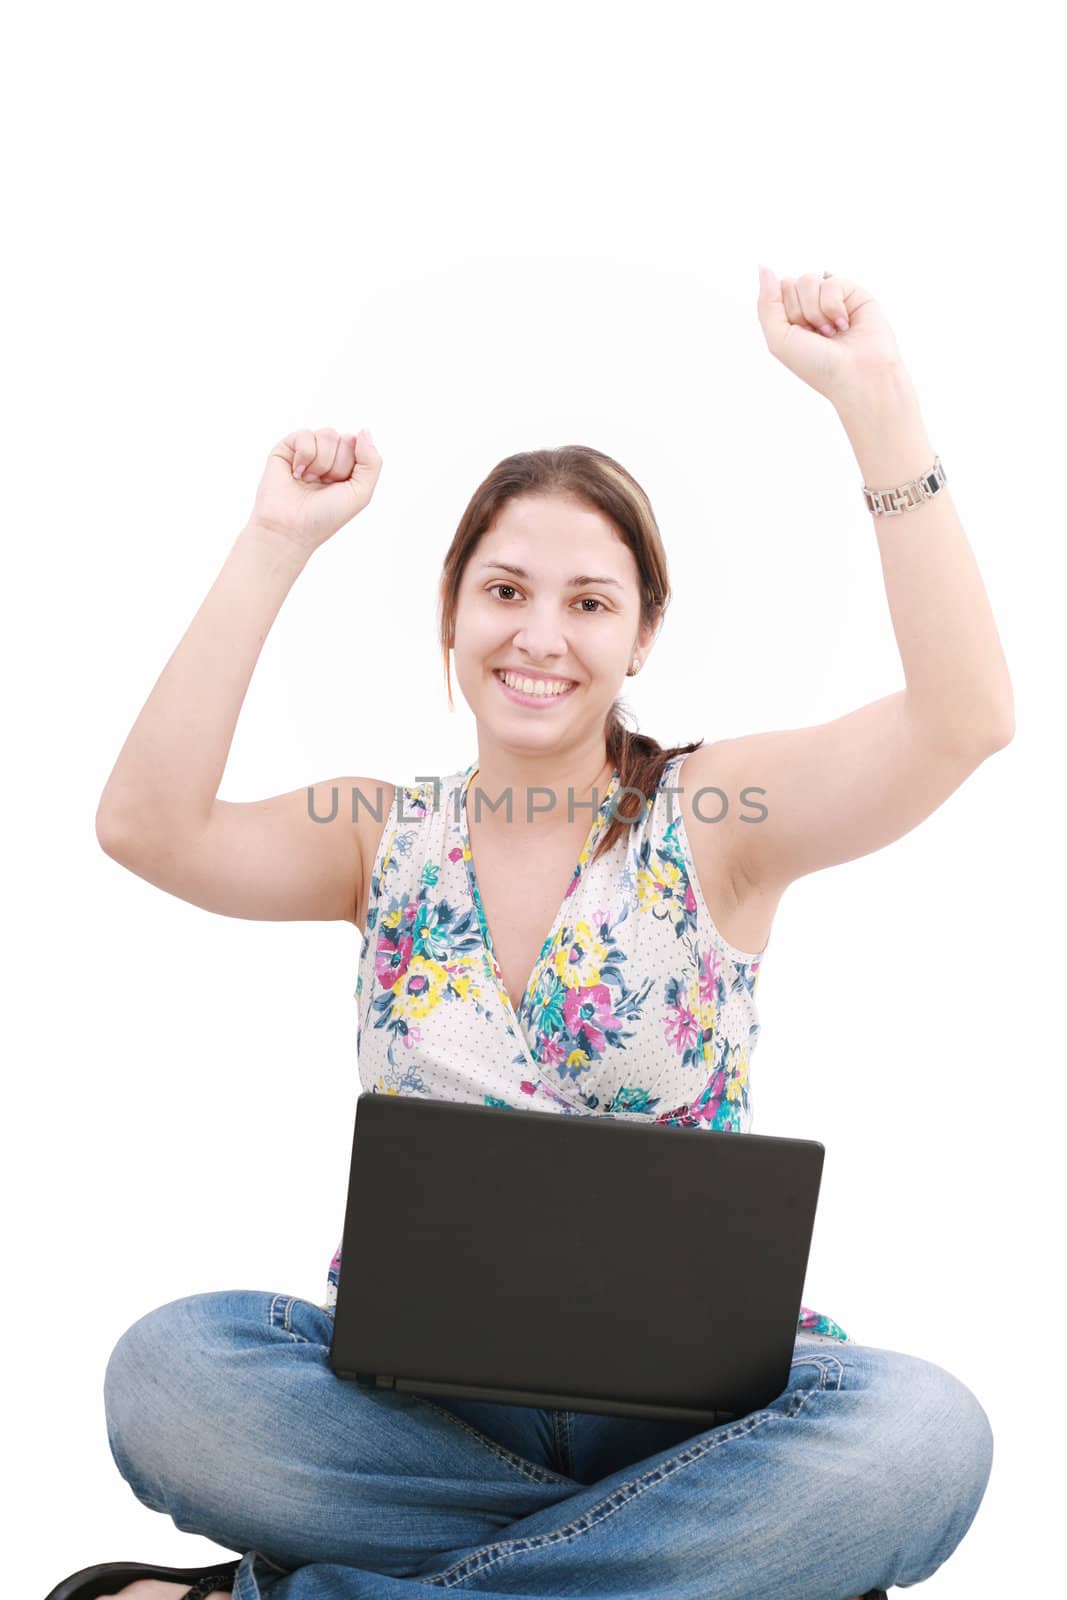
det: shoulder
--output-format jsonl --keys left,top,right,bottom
{"left": 672, "top": 741, "right": 763, "bottom": 903}
{"left": 672, "top": 743, "right": 785, "bottom": 958}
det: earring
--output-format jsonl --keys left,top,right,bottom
{"left": 629, "top": 656, "right": 641, "bottom": 675}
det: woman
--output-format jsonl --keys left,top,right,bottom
{"left": 56, "top": 268, "right": 1008, "bottom": 1600}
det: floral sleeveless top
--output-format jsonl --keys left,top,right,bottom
{"left": 322, "top": 752, "right": 850, "bottom": 1343}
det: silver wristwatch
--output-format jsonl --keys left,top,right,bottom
{"left": 863, "top": 454, "right": 946, "bottom": 517}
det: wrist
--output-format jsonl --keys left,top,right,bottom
{"left": 240, "top": 517, "right": 315, "bottom": 571}
{"left": 833, "top": 361, "right": 918, "bottom": 424}
{"left": 833, "top": 367, "right": 935, "bottom": 489}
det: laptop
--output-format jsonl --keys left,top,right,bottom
{"left": 328, "top": 1091, "right": 827, "bottom": 1426}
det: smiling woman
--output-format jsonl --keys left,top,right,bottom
{"left": 85, "top": 422, "right": 999, "bottom": 1600}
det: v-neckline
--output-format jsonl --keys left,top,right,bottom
{"left": 458, "top": 760, "right": 622, "bottom": 1038}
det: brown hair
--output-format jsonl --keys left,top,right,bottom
{"left": 438, "top": 444, "right": 703, "bottom": 862}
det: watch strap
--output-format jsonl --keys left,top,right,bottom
{"left": 863, "top": 454, "right": 946, "bottom": 517}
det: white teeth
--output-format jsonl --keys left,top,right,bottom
{"left": 498, "top": 671, "right": 574, "bottom": 697}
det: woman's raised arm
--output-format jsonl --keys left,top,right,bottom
{"left": 95, "top": 426, "right": 387, "bottom": 923}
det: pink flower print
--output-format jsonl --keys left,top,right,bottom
{"left": 375, "top": 932, "right": 413, "bottom": 990}
{"left": 448, "top": 845, "right": 464, "bottom": 862}
{"left": 684, "top": 878, "right": 697, "bottom": 915}
{"left": 664, "top": 997, "right": 701, "bottom": 1055}
{"left": 539, "top": 1037, "right": 567, "bottom": 1069}
{"left": 520, "top": 1080, "right": 538, "bottom": 1096}
{"left": 698, "top": 946, "right": 722, "bottom": 1004}
{"left": 562, "top": 984, "right": 618, "bottom": 1054}
{"left": 400, "top": 1023, "right": 423, "bottom": 1051}
{"left": 654, "top": 1100, "right": 701, "bottom": 1128}
{"left": 695, "top": 1066, "right": 727, "bottom": 1123}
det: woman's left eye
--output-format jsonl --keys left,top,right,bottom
{"left": 487, "top": 584, "right": 605, "bottom": 613}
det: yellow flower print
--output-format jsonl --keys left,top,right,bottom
{"left": 565, "top": 1047, "right": 592, "bottom": 1076}
{"left": 449, "top": 968, "right": 476, "bottom": 1002}
{"left": 636, "top": 854, "right": 688, "bottom": 929}
{"left": 722, "top": 1041, "right": 750, "bottom": 1103}
{"left": 549, "top": 918, "right": 609, "bottom": 988}
{"left": 687, "top": 971, "right": 716, "bottom": 1035}
{"left": 389, "top": 955, "right": 451, "bottom": 1022}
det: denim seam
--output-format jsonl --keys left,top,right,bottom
{"left": 268, "top": 1294, "right": 311, "bottom": 1343}
{"left": 419, "top": 1361, "right": 845, "bottom": 1588}
{"left": 551, "top": 1409, "right": 575, "bottom": 1478}
{"left": 414, "top": 1396, "right": 578, "bottom": 1487}
{"left": 234, "top": 1549, "right": 290, "bottom": 1600}
{"left": 790, "top": 1351, "right": 846, "bottom": 1388}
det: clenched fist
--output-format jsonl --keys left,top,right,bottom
{"left": 249, "top": 426, "right": 384, "bottom": 555}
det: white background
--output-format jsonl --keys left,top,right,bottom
{"left": 4, "top": 3, "right": 1063, "bottom": 1596}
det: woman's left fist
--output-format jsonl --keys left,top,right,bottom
{"left": 756, "top": 266, "right": 906, "bottom": 406}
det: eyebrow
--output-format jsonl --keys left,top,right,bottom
{"left": 477, "top": 560, "right": 624, "bottom": 590}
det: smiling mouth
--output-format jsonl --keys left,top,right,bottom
{"left": 494, "top": 669, "right": 578, "bottom": 702}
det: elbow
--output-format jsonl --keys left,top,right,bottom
{"left": 984, "top": 689, "right": 1016, "bottom": 751}
{"left": 974, "top": 708, "right": 1015, "bottom": 758}
{"left": 95, "top": 804, "right": 129, "bottom": 857}
{"left": 988, "top": 675, "right": 1016, "bottom": 750}
{"left": 908, "top": 688, "right": 1015, "bottom": 761}
{"left": 915, "top": 708, "right": 1014, "bottom": 764}
{"left": 959, "top": 684, "right": 1015, "bottom": 758}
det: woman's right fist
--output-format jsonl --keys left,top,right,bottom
{"left": 249, "top": 426, "right": 383, "bottom": 553}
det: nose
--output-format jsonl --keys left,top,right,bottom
{"left": 511, "top": 618, "right": 570, "bottom": 665}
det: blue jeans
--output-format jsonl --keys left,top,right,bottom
{"left": 102, "top": 1289, "right": 993, "bottom": 1599}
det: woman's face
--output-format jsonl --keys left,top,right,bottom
{"left": 451, "top": 492, "right": 655, "bottom": 752}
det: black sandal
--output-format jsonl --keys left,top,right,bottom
{"left": 42, "top": 1557, "right": 884, "bottom": 1599}
{"left": 44, "top": 1556, "right": 242, "bottom": 1600}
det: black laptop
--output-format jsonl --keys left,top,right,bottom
{"left": 328, "top": 1091, "right": 826, "bottom": 1426}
